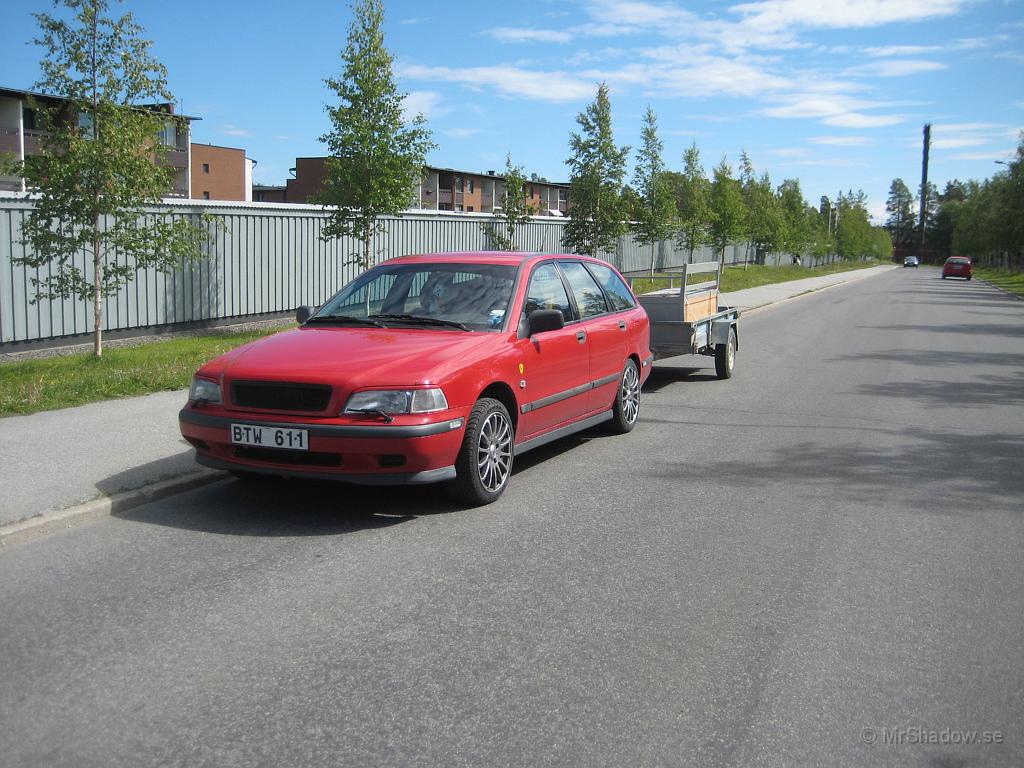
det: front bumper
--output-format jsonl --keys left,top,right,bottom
{"left": 179, "top": 408, "right": 466, "bottom": 485}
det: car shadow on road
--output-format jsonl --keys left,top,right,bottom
{"left": 111, "top": 425, "right": 622, "bottom": 537}
{"left": 642, "top": 365, "right": 718, "bottom": 393}
{"left": 113, "top": 476, "right": 436, "bottom": 537}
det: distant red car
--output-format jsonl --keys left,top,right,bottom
{"left": 942, "top": 257, "right": 973, "bottom": 280}
{"left": 179, "top": 252, "right": 653, "bottom": 505}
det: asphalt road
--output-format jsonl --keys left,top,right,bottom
{"left": 1, "top": 269, "right": 1021, "bottom": 767}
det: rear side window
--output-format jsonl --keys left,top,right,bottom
{"left": 559, "top": 261, "right": 609, "bottom": 319}
{"left": 586, "top": 262, "right": 636, "bottom": 311}
{"left": 524, "top": 263, "right": 573, "bottom": 320}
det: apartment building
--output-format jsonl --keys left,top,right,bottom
{"left": 0, "top": 86, "right": 251, "bottom": 201}
{"left": 282, "top": 158, "right": 570, "bottom": 216}
{"left": 191, "top": 143, "right": 253, "bottom": 201}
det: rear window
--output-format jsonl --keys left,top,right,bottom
{"left": 947, "top": 258, "right": 970, "bottom": 265}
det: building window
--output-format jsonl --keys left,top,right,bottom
{"left": 529, "top": 186, "right": 536, "bottom": 198}
{"left": 455, "top": 204, "right": 464, "bottom": 212}
{"left": 467, "top": 179, "right": 474, "bottom": 193}
{"left": 202, "top": 191, "right": 210, "bottom": 200}
{"left": 202, "top": 163, "right": 210, "bottom": 174}
{"left": 455, "top": 176, "right": 463, "bottom": 193}
{"left": 467, "top": 206, "right": 474, "bottom": 212}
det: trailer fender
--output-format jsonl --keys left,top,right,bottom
{"left": 711, "top": 319, "right": 737, "bottom": 349}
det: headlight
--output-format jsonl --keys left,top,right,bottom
{"left": 189, "top": 376, "right": 222, "bottom": 405}
{"left": 344, "top": 388, "right": 448, "bottom": 415}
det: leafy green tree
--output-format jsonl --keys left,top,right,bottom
{"left": 708, "top": 158, "right": 745, "bottom": 266}
{"left": 885, "top": 178, "right": 916, "bottom": 251}
{"left": 631, "top": 106, "right": 675, "bottom": 274}
{"left": 836, "top": 190, "right": 889, "bottom": 260}
{"left": 563, "top": 82, "right": 630, "bottom": 258}
{"left": 13, "top": 0, "right": 208, "bottom": 357}
{"left": 778, "top": 179, "right": 810, "bottom": 260}
{"left": 744, "top": 171, "right": 785, "bottom": 264}
{"left": 673, "top": 143, "right": 712, "bottom": 263}
{"left": 482, "top": 154, "right": 530, "bottom": 251}
{"left": 931, "top": 180, "right": 967, "bottom": 259}
{"left": 316, "top": 0, "right": 435, "bottom": 267}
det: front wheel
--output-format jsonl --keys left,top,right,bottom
{"left": 715, "top": 328, "right": 737, "bottom": 379}
{"left": 608, "top": 359, "right": 641, "bottom": 434}
{"left": 451, "top": 398, "right": 514, "bottom": 505}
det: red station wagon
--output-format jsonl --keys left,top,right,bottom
{"left": 942, "top": 257, "right": 973, "bottom": 280}
{"left": 179, "top": 252, "right": 653, "bottom": 504}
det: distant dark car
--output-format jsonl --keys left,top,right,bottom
{"left": 903, "top": 256, "right": 920, "bottom": 267}
{"left": 942, "top": 257, "right": 973, "bottom": 280}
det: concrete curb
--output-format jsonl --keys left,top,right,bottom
{"left": 977, "top": 279, "right": 1024, "bottom": 301}
{"left": 0, "top": 468, "right": 227, "bottom": 548}
{"left": 733, "top": 264, "right": 898, "bottom": 316}
{"left": 0, "top": 264, "right": 898, "bottom": 548}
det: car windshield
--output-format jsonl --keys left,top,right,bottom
{"left": 315, "top": 262, "right": 517, "bottom": 332}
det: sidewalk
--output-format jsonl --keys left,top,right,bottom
{"left": 0, "top": 264, "right": 896, "bottom": 540}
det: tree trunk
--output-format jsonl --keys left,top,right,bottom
{"left": 93, "top": 235, "right": 103, "bottom": 357}
{"left": 649, "top": 241, "right": 656, "bottom": 276}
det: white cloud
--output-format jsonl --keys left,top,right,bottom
{"left": 444, "top": 127, "right": 482, "bottom": 139}
{"left": 729, "top": 0, "right": 967, "bottom": 32}
{"left": 399, "top": 17, "right": 429, "bottom": 25}
{"left": 823, "top": 112, "right": 905, "bottom": 128}
{"left": 220, "top": 124, "right": 250, "bottom": 137}
{"left": 487, "top": 27, "right": 573, "bottom": 44}
{"left": 932, "top": 137, "right": 988, "bottom": 149}
{"left": 400, "top": 65, "right": 595, "bottom": 102}
{"left": 865, "top": 38, "right": 985, "bottom": 56}
{"left": 403, "top": 91, "right": 447, "bottom": 120}
{"left": 848, "top": 59, "right": 945, "bottom": 77}
{"left": 948, "top": 151, "right": 1011, "bottom": 161}
{"left": 809, "top": 135, "right": 872, "bottom": 146}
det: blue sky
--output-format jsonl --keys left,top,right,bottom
{"left": 3, "top": 0, "right": 1022, "bottom": 222}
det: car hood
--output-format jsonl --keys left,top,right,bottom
{"left": 208, "top": 326, "right": 502, "bottom": 387}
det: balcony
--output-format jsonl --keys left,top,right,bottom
{"left": 438, "top": 188, "right": 452, "bottom": 205}
{"left": 160, "top": 147, "right": 188, "bottom": 169}
{"left": 0, "top": 130, "right": 20, "bottom": 156}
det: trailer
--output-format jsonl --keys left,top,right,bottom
{"left": 624, "top": 261, "right": 740, "bottom": 379}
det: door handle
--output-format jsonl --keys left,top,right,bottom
{"left": 618, "top": 320, "right": 627, "bottom": 330}
{"left": 576, "top": 331, "right": 587, "bottom": 344}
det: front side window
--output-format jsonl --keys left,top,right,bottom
{"left": 523, "top": 263, "right": 573, "bottom": 321}
{"left": 559, "top": 261, "right": 608, "bottom": 319}
{"left": 586, "top": 262, "right": 636, "bottom": 312}
{"left": 317, "top": 263, "right": 516, "bottom": 332}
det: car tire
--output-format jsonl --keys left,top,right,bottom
{"left": 715, "top": 327, "right": 737, "bottom": 380}
{"left": 608, "top": 359, "right": 641, "bottom": 434}
{"left": 451, "top": 398, "right": 514, "bottom": 505}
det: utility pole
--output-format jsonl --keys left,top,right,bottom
{"left": 919, "top": 123, "right": 931, "bottom": 251}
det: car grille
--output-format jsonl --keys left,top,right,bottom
{"left": 230, "top": 381, "right": 333, "bottom": 412}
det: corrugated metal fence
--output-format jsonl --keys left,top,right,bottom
{"left": 0, "top": 195, "right": 823, "bottom": 345}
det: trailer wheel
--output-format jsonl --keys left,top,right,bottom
{"left": 608, "top": 359, "right": 641, "bottom": 434}
{"left": 715, "top": 327, "right": 737, "bottom": 379}
{"left": 450, "top": 398, "right": 514, "bottom": 505}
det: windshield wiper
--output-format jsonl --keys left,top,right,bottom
{"left": 370, "top": 314, "right": 470, "bottom": 331}
{"left": 305, "top": 314, "right": 385, "bottom": 327}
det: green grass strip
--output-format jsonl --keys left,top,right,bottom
{"left": 0, "top": 328, "right": 285, "bottom": 418}
{"left": 631, "top": 259, "right": 887, "bottom": 295}
{"left": 975, "top": 267, "right": 1024, "bottom": 298}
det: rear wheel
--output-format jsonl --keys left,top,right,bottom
{"left": 451, "top": 398, "right": 514, "bottom": 505}
{"left": 608, "top": 359, "right": 641, "bottom": 434}
{"left": 715, "top": 328, "right": 737, "bottom": 379}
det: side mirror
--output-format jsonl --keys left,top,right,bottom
{"left": 295, "top": 305, "right": 314, "bottom": 324}
{"left": 527, "top": 309, "right": 565, "bottom": 336}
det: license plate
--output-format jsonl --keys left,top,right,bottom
{"left": 230, "top": 424, "right": 308, "bottom": 451}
